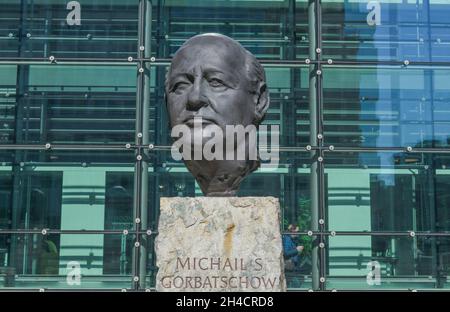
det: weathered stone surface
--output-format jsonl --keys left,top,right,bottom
{"left": 155, "top": 197, "right": 286, "bottom": 292}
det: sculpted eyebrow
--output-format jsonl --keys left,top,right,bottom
{"left": 168, "top": 73, "right": 193, "bottom": 89}
{"left": 169, "top": 73, "right": 194, "bottom": 82}
{"left": 203, "top": 69, "right": 239, "bottom": 87}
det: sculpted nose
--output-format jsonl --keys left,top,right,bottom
{"left": 186, "top": 80, "right": 208, "bottom": 111}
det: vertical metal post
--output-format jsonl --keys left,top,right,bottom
{"left": 149, "top": 0, "right": 168, "bottom": 286}
{"left": 426, "top": 154, "right": 439, "bottom": 286}
{"left": 140, "top": 0, "right": 152, "bottom": 289}
{"left": 308, "top": 0, "right": 322, "bottom": 291}
{"left": 315, "top": 0, "right": 326, "bottom": 292}
{"left": 424, "top": 0, "right": 439, "bottom": 287}
{"left": 133, "top": 0, "right": 152, "bottom": 290}
{"left": 10, "top": 0, "right": 29, "bottom": 273}
{"left": 282, "top": 0, "right": 298, "bottom": 226}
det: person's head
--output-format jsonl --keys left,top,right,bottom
{"left": 165, "top": 33, "right": 269, "bottom": 132}
{"left": 287, "top": 224, "right": 299, "bottom": 238}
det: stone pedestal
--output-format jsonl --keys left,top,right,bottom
{"left": 155, "top": 197, "right": 286, "bottom": 292}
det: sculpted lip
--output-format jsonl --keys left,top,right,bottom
{"left": 183, "top": 117, "right": 216, "bottom": 127}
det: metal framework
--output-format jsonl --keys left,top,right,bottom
{"left": 0, "top": 0, "right": 450, "bottom": 291}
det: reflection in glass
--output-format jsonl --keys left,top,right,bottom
{"left": 322, "top": 0, "right": 450, "bottom": 62}
{"left": 16, "top": 0, "right": 138, "bottom": 59}
{"left": 0, "top": 233, "right": 133, "bottom": 289}
{"left": 0, "top": 150, "right": 135, "bottom": 231}
{"left": 152, "top": 0, "right": 309, "bottom": 60}
{"left": 323, "top": 66, "right": 450, "bottom": 148}
{"left": 0, "top": 65, "right": 17, "bottom": 144}
{"left": 325, "top": 152, "right": 450, "bottom": 233}
{"left": 326, "top": 235, "right": 450, "bottom": 289}
{"left": 12, "top": 65, "right": 136, "bottom": 145}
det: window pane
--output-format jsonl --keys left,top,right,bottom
{"left": 0, "top": 1, "right": 20, "bottom": 58}
{"left": 322, "top": 0, "right": 450, "bottom": 62}
{"left": 0, "top": 150, "right": 135, "bottom": 231}
{"left": 323, "top": 65, "right": 450, "bottom": 148}
{"left": 0, "top": 65, "right": 17, "bottom": 144}
{"left": 0, "top": 233, "right": 134, "bottom": 289}
{"left": 152, "top": 0, "right": 309, "bottom": 60}
{"left": 326, "top": 235, "right": 450, "bottom": 290}
{"left": 12, "top": 64, "right": 136, "bottom": 145}
{"left": 9, "top": 0, "right": 139, "bottom": 59}
{"left": 325, "top": 151, "right": 450, "bottom": 233}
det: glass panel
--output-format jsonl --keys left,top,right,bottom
{"left": 10, "top": 0, "right": 139, "bottom": 59}
{"left": 0, "top": 233, "right": 134, "bottom": 289}
{"left": 325, "top": 151, "right": 450, "bottom": 233}
{"left": 323, "top": 65, "right": 450, "bottom": 148}
{"left": 0, "top": 1, "right": 20, "bottom": 58}
{"left": 326, "top": 235, "right": 450, "bottom": 290}
{"left": 0, "top": 65, "right": 17, "bottom": 144}
{"left": 152, "top": 0, "right": 309, "bottom": 60}
{"left": 12, "top": 64, "right": 136, "bottom": 145}
{"left": 0, "top": 150, "right": 135, "bottom": 231}
{"left": 322, "top": 0, "right": 450, "bottom": 62}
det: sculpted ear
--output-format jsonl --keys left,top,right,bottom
{"left": 253, "top": 81, "right": 269, "bottom": 125}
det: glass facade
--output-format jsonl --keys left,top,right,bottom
{"left": 1, "top": 0, "right": 450, "bottom": 291}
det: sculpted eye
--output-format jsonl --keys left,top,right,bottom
{"left": 208, "top": 78, "right": 226, "bottom": 88}
{"left": 171, "top": 81, "right": 189, "bottom": 93}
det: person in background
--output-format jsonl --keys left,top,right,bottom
{"left": 283, "top": 224, "right": 305, "bottom": 288}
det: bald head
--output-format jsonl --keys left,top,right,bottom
{"left": 175, "top": 34, "right": 248, "bottom": 66}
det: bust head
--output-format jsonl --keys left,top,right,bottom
{"left": 165, "top": 33, "right": 269, "bottom": 196}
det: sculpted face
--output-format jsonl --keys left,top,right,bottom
{"left": 165, "top": 33, "right": 269, "bottom": 196}
{"left": 166, "top": 35, "right": 257, "bottom": 134}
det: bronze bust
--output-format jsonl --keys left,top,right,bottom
{"left": 165, "top": 33, "right": 269, "bottom": 196}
